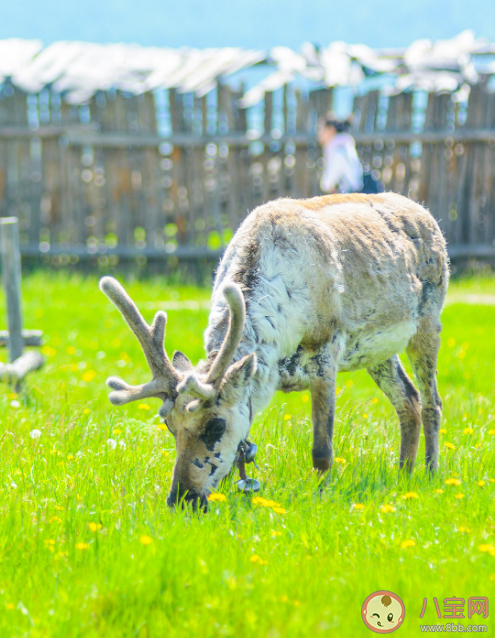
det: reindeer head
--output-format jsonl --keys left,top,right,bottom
{"left": 99, "top": 277, "right": 256, "bottom": 512}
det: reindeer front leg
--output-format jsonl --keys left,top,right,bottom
{"left": 309, "top": 355, "right": 337, "bottom": 475}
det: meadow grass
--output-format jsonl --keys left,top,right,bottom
{"left": 0, "top": 271, "right": 494, "bottom": 637}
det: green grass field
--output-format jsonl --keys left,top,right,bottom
{"left": 0, "top": 271, "right": 494, "bottom": 637}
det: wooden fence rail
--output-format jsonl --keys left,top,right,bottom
{"left": 1, "top": 80, "right": 495, "bottom": 267}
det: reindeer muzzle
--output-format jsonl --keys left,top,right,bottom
{"left": 167, "top": 488, "right": 209, "bottom": 512}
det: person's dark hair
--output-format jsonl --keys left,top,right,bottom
{"left": 323, "top": 112, "right": 352, "bottom": 133}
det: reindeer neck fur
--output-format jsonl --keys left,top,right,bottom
{"left": 205, "top": 287, "right": 289, "bottom": 416}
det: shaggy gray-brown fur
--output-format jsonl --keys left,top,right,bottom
{"left": 102, "top": 192, "right": 449, "bottom": 509}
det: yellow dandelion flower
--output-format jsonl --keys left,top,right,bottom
{"left": 334, "top": 457, "right": 346, "bottom": 464}
{"left": 302, "top": 394, "right": 309, "bottom": 403}
{"left": 352, "top": 503, "right": 365, "bottom": 510}
{"left": 5, "top": 603, "right": 14, "bottom": 610}
{"left": 83, "top": 408, "right": 90, "bottom": 415}
{"left": 346, "top": 379, "right": 354, "bottom": 388}
{"left": 49, "top": 516, "right": 62, "bottom": 523}
{"left": 490, "top": 479, "right": 495, "bottom": 483}
{"left": 41, "top": 346, "right": 57, "bottom": 357}
{"left": 272, "top": 507, "right": 287, "bottom": 514}
{"left": 477, "top": 480, "right": 487, "bottom": 487}
{"left": 54, "top": 505, "right": 64, "bottom": 511}
{"left": 475, "top": 443, "right": 482, "bottom": 449}
{"left": 435, "top": 489, "right": 444, "bottom": 494}
{"left": 65, "top": 346, "right": 76, "bottom": 355}
{"left": 249, "top": 554, "right": 268, "bottom": 564}
{"left": 401, "top": 539, "right": 416, "bottom": 549}
{"left": 458, "top": 526, "right": 470, "bottom": 533}
{"left": 479, "top": 544, "right": 495, "bottom": 556}
{"left": 113, "top": 428, "right": 121, "bottom": 435}
{"left": 363, "top": 413, "right": 368, "bottom": 419}
{"left": 489, "top": 430, "right": 495, "bottom": 436}
{"left": 463, "top": 427, "right": 474, "bottom": 435}
{"left": 439, "top": 428, "right": 447, "bottom": 434}
{"left": 270, "top": 530, "right": 282, "bottom": 537}
{"left": 280, "top": 595, "right": 289, "bottom": 603}
{"left": 454, "top": 493, "right": 464, "bottom": 500}
{"left": 138, "top": 404, "right": 150, "bottom": 411}
{"left": 252, "top": 497, "right": 280, "bottom": 508}
{"left": 75, "top": 542, "right": 89, "bottom": 550}
{"left": 157, "top": 424, "right": 168, "bottom": 431}
{"left": 445, "top": 478, "right": 462, "bottom": 486}
{"left": 380, "top": 505, "right": 396, "bottom": 513}
{"left": 88, "top": 522, "right": 102, "bottom": 532}
{"left": 44, "top": 539, "right": 56, "bottom": 545}
{"left": 444, "top": 442, "right": 456, "bottom": 450}
{"left": 67, "top": 454, "right": 74, "bottom": 461}
{"left": 402, "top": 492, "right": 419, "bottom": 500}
{"left": 82, "top": 370, "right": 97, "bottom": 383}
{"left": 372, "top": 397, "right": 378, "bottom": 404}
{"left": 207, "top": 493, "right": 227, "bottom": 502}
{"left": 283, "top": 414, "right": 292, "bottom": 421}
{"left": 139, "top": 535, "right": 153, "bottom": 546}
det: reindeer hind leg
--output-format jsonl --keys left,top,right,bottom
{"left": 367, "top": 355, "right": 422, "bottom": 472}
{"left": 406, "top": 316, "right": 443, "bottom": 474}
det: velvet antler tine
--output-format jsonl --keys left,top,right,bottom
{"left": 99, "top": 277, "right": 179, "bottom": 411}
{"left": 106, "top": 376, "right": 165, "bottom": 405}
{"left": 100, "top": 277, "right": 151, "bottom": 344}
{"left": 206, "top": 283, "right": 245, "bottom": 385}
{"left": 177, "top": 372, "right": 217, "bottom": 401}
{"left": 100, "top": 277, "right": 178, "bottom": 384}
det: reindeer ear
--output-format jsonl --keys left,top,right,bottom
{"left": 220, "top": 353, "right": 257, "bottom": 405}
{"left": 172, "top": 350, "right": 193, "bottom": 372}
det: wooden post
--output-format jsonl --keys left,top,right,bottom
{"left": 0, "top": 217, "right": 23, "bottom": 362}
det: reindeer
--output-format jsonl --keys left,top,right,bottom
{"left": 100, "top": 192, "right": 449, "bottom": 510}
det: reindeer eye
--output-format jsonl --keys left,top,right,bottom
{"left": 200, "top": 417, "right": 226, "bottom": 450}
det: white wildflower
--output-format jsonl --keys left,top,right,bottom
{"left": 106, "top": 438, "right": 117, "bottom": 450}
{"left": 30, "top": 429, "right": 42, "bottom": 440}
{"left": 10, "top": 400, "right": 20, "bottom": 408}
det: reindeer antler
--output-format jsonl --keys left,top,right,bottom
{"left": 177, "top": 283, "right": 245, "bottom": 410}
{"left": 100, "top": 277, "right": 180, "bottom": 416}
{"left": 205, "top": 284, "right": 245, "bottom": 385}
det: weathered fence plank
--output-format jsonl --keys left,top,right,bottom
{"left": 0, "top": 84, "right": 495, "bottom": 265}
{"left": 0, "top": 217, "right": 23, "bottom": 361}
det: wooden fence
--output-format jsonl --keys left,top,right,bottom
{"left": 1, "top": 80, "right": 495, "bottom": 267}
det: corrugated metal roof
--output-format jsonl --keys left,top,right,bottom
{"left": 0, "top": 30, "right": 493, "bottom": 106}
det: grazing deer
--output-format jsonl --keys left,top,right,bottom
{"left": 101, "top": 192, "right": 448, "bottom": 510}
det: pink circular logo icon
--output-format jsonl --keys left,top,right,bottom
{"left": 362, "top": 590, "right": 405, "bottom": 633}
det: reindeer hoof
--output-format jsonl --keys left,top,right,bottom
{"left": 236, "top": 478, "right": 261, "bottom": 493}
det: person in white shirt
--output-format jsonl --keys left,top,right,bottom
{"left": 318, "top": 114, "right": 364, "bottom": 194}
